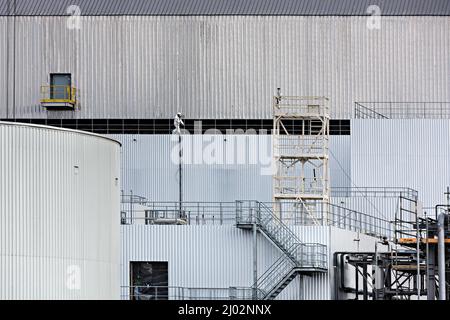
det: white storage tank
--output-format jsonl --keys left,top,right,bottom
{"left": 0, "top": 122, "right": 121, "bottom": 299}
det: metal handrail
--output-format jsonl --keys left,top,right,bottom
{"left": 328, "top": 203, "right": 393, "bottom": 239}
{"left": 331, "top": 186, "right": 418, "bottom": 200}
{"left": 354, "top": 102, "right": 389, "bottom": 119}
{"left": 237, "top": 200, "right": 328, "bottom": 269}
{"left": 256, "top": 256, "right": 296, "bottom": 298}
{"left": 40, "top": 85, "right": 77, "bottom": 102}
{"left": 121, "top": 285, "right": 259, "bottom": 300}
{"left": 121, "top": 199, "right": 395, "bottom": 239}
{"left": 355, "top": 102, "right": 450, "bottom": 119}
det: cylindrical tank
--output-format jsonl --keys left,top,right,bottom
{"left": 0, "top": 122, "right": 121, "bottom": 299}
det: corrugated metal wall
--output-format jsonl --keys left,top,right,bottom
{"left": 2, "top": 0, "right": 450, "bottom": 16}
{"left": 121, "top": 225, "right": 331, "bottom": 300}
{"left": 1, "top": 16, "right": 449, "bottom": 119}
{"left": 0, "top": 122, "right": 121, "bottom": 299}
{"left": 109, "top": 134, "right": 350, "bottom": 201}
{"left": 351, "top": 119, "right": 450, "bottom": 208}
{"left": 121, "top": 224, "right": 380, "bottom": 300}
{"left": 0, "top": 18, "right": 6, "bottom": 118}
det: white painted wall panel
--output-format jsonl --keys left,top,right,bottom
{"left": 0, "top": 18, "right": 7, "bottom": 118}
{"left": 0, "top": 122, "right": 121, "bottom": 299}
{"left": 0, "top": 16, "right": 449, "bottom": 119}
{"left": 110, "top": 134, "right": 350, "bottom": 202}
{"left": 351, "top": 119, "right": 450, "bottom": 208}
{"left": 121, "top": 225, "right": 331, "bottom": 300}
{"left": 120, "top": 225, "right": 380, "bottom": 300}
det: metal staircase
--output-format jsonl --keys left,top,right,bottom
{"left": 236, "top": 200, "right": 327, "bottom": 299}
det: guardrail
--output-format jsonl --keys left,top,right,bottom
{"left": 274, "top": 96, "right": 330, "bottom": 118}
{"left": 355, "top": 102, "right": 450, "bottom": 119}
{"left": 120, "top": 199, "right": 394, "bottom": 239}
{"left": 121, "top": 201, "right": 236, "bottom": 225}
{"left": 121, "top": 286, "right": 258, "bottom": 300}
{"left": 40, "top": 85, "right": 77, "bottom": 104}
{"left": 331, "top": 187, "right": 418, "bottom": 200}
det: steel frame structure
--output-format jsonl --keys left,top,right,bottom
{"left": 272, "top": 94, "right": 330, "bottom": 224}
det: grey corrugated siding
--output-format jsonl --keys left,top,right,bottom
{"left": 351, "top": 119, "right": 450, "bottom": 208}
{"left": 329, "top": 136, "right": 351, "bottom": 189}
{"left": 121, "top": 225, "right": 332, "bottom": 300}
{"left": 0, "top": 122, "right": 121, "bottom": 299}
{"left": 108, "top": 134, "right": 350, "bottom": 201}
{"left": 2, "top": 16, "right": 449, "bottom": 119}
{"left": 120, "top": 224, "right": 382, "bottom": 300}
{"left": 1, "top": 0, "right": 450, "bottom": 16}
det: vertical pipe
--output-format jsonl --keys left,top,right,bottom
{"left": 374, "top": 243, "right": 379, "bottom": 300}
{"left": 355, "top": 265, "right": 359, "bottom": 300}
{"left": 362, "top": 262, "right": 368, "bottom": 300}
{"left": 5, "top": 0, "right": 9, "bottom": 118}
{"left": 179, "top": 133, "right": 182, "bottom": 219}
{"left": 12, "top": 0, "right": 16, "bottom": 120}
{"left": 425, "top": 212, "right": 434, "bottom": 300}
{"left": 130, "top": 190, "right": 133, "bottom": 224}
{"left": 253, "top": 222, "right": 258, "bottom": 299}
{"left": 416, "top": 200, "right": 421, "bottom": 299}
{"left": 437, "top": 211, "right": 446, "bottom": 300}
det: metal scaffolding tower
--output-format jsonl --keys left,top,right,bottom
{"left": 272, "top": 92, "right": 330, "bottom": 224}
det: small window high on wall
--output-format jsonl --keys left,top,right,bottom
{"left": 129, "top": 262, "right": 168, "bottom": 300}
{"left": 41, "top": 73, "right": 76, "bottom": 110}
{"left": 50, "top": 73, "right": 72, "bottom": 100}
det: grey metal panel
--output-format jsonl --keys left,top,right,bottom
{"left": 120, "top": 224, "right": 381, "bottom": 300}
{"left": 0, "top": 122, "right": 121, "bottom": 299}
{"left": 109, "top": 134, "right": 349, "bottom": 202}
{"left": 0, "top": 18, "right": 6, "bottom": 117}
{"left": 1, "top": 16, "right": 449, "bottom": 119}
{"left": 121, "top": 224, "right": 331, "bottom": 300}
{"left": 1, "top": 0, "right": 450, "bottom": 16}
{"left": 329, "top": 136, "right": 351, "bottom": 189}
{"left": 351, "top": 119, "right": 450, "bottom": 208}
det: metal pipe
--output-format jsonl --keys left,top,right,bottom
{"left": 362, "top": 262, "right": 368, "bottom": 300}
{"left": 179, "top": 133, "right": 182, "bottom": 219}
{"left": 437, "top": 211, "right": 446, "bottom": 300}
{"left": 333, "top": 252, "right": 376, "bottom": 300}
{"left": 416, "top": 201, "right": 421, "bottom": 300}
{"left": 253, "top": 222, "right": 258, "bottom": 299}
{"left": 425, "top": 212, "right": 435, "bottom": 300}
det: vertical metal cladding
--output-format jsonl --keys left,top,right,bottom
{"left": 0, "top": 16, "right": 449, "bottom": 119}
{"left": 121, "top": 225, "right": 332, "bottom": 300}
{"left": 121, "top": 225, "right": 380, "bottom": 300}
{"left": 351, "top": 119, "right": 450, "bottom": 208}
{"left": 109, "top": 134, "right": 350, "bottom": 201}
{"left": 0, "top": 122, "right": 121, "bottom": 299}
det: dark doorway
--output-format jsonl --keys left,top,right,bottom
{"left": 130, "top": 261, "right": 168, "bottom": 300}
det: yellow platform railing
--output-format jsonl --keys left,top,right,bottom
{"left": 40, "top": 85, "right": 77, "bottom": 104}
